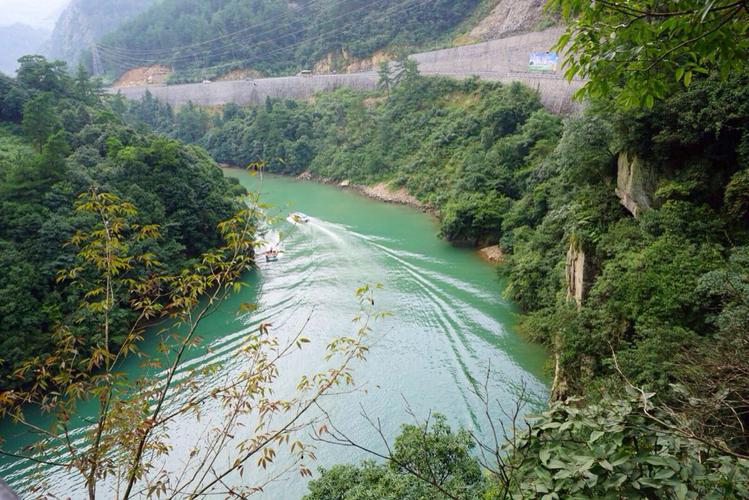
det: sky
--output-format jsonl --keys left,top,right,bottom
{"left": 0, "top": 0, "right": 69, "bottom": 30}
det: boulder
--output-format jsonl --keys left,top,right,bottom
{"left": 478, "top": 245, "right": 504, "bottom": 263}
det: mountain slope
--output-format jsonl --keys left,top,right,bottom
{"left": 466, "top": 0, "right": 551, "bottom": 41}
{"left": 97, "top": 0, "right": 484, "bottom": 81}
{"left": 48, "top": 0, "right": 159, "bottom": 67}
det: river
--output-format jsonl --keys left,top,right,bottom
{"left": 0, "top": 171, "right": 547, "bottom": 498}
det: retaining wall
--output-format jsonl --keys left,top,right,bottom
{"left": 111, "top": 27, "right": 583, "bottom": 113}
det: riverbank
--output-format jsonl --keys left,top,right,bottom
{"left": 222, "top": 165, "right": 510, "bottom": 266}
{"left": 297, "top": 171, "right": 428, "bottom": 212}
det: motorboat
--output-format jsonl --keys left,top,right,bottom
{"left": 288, "top": 212, "right": 311, "bottom": 224}
{"left": 265, "top": 248, "right": 280, "bottom": 262}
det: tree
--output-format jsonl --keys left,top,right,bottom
{"left": 16, "top": 55, "right": 70, "bottom": 94}
{"left": 75, "top": 64, "right": 96, "bottom": 103}
{"left": 41, "top": 129, "right": 70, "bottom": 178}
{"left": 21, "top": 92, "right": 59, "bottom": 153}
{"left": 378, "top": 61, "right": 393, "bottom": 94}
{"left": 307, "top": 386, "right": 749, "bottom": 499}
{"left": 306, "top": 414, "right": 484, "bottom": 500}
{"left": 550, "top": 0, "right": 749, "bottom": 107}
{"left": 391, "top": 56, "right": 420, "bottom": 88}
{"left": 175, "top": 101, "right": 209, "bottom": 143}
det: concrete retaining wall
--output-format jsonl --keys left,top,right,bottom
{"left": 111, "top": 27, "right": 583, "bottom": 113}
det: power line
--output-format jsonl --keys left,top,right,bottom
{"left": 96, "top": 0, "right": 434, "bottom": 74}
{"left": 144, "top": 0, "right": 435, "bottom": 79}
{"left": 95, "top": 0, "right": 404, "bottom": 66}
{"left": 96, "top": 1, "right": 324, "bottom": 56}
{"left": 96, "top": 0, "right": 400, "bottom": 60}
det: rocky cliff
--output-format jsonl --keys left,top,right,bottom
{"left": 616, "top": 151, "right": 658, "bottom": 218}
{"left": 565, "top": 240, "right": 590, "bottom": 308}
{"left": 48, "top": 0, "right": 157, "bottom": 66}
{"left": 466, "top": 0, "right": 551, "bottom": 42}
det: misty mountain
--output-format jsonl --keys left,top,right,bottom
{"left": 48, "top": 0, "right": 159, "bottom": 66}
{"left": 0, "top": 23, "right": 50, "bottom": 76}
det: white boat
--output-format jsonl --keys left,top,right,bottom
{"left": 288, "top": 212, "right": 311, "bottom": 224}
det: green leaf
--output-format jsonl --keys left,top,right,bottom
{"left": 589, "top": 430, "right": 605, "bottom": 443}
{"left": 674, "top": 483, "right": 688, "bottom": 500}
{"left": 644, "top": 456, "right": 671, "bottom": 467}
{"left": 548, "top": 459, "right": 567, "bottom": 469}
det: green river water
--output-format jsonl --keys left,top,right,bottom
{"left": 0, "top": 171, "right": 548, "bottom": 498}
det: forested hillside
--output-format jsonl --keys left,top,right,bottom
{"left": 97, "top": 0, "right": 483, "bottom": 82}
{"left": 119, "top": 72, "right": 562, "bottom": 245}
{"left": 0, "top": 56, "right": 244, "bottom": 388}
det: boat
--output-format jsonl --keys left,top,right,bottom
{"left": 288, "top": 212, "right": 311, "bottom": 224}
{"left": 258, "top": 230, "right": 282, "bottom": 262}
{"left": 265, "top": 248, "right": 280, "bottom": 262}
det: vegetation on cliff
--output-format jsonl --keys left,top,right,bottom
{"left": 552, "top": 0, "right": 749, "bottom": 107}
{"left": 305, "top": 392, "right": 749, "bottom": 499}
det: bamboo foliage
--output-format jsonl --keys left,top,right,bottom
{"left": 0, "top": 186, "right": 375, "bottom": 499}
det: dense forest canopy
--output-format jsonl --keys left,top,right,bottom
{"left": 0, "top": 56, "right": 244, "bottom": 387}
{"left": 95, "top": 0, "right": 482, "bottom": 81}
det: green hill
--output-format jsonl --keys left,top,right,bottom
{"left": 96, "top": 0, "right": 483, "bottom": 82}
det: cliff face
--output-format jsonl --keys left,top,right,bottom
{"left": 48, "top": 0, "right": 158, "bottom": 66}
{"left": 565, "top": 240, "right": 590, "bottom": 308}
{"left": 467, "top": 0, "right": 550, "bottom": 42}
{"left": 616, "top": 151, "right": 658, "bottom": 218}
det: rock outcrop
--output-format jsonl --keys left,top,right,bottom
{"left": 466, "top": 0, "right": 549, "bottom": 42}
{"left": 616, "top": 151, "right": 657, "bottom": 218}
{"left": 478, "top": 245, "right": 504, "bottom": 264}
{"left": 565, "top": 240, "right": 589, "bottom": 308}
{"left": 112, "top": 65, "right": 171, "bottom": 87}
{"left": 355, "top": 182, "right": 424, "bottom": 209}
{"left": 313, "top": 48, "right": 390, "bottom": 74}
